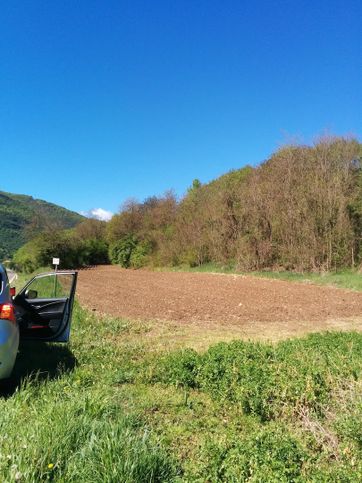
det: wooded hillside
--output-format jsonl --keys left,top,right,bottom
{"left": 12, "top": 136, "right": 362, "bottom": 273}
{"left": 108, "top": 136, "right": 362, "bottom": 271}
{"left": 0, "top": 191, "right": 84, "bottom": 259}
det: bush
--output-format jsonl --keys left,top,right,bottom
{"left": 109, "top": 235, "right": 138, "bottom": 268}
{"left": 150, "top": 332, "right": 362, "bottom": 421}
{"left": 77, "top": 239, "right": 109, "bottom": 266}
{"left": 13, "top": 231, "right": 110, "bottom": 272}
{"left": 109, "top": 236, "right": 152, "bottom": 269}
{"left": 130, "top": 240, "right": 152, "bottom": 269}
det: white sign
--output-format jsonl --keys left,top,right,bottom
{"left": 53, "top": 258, "right": 60, "bottom": 266}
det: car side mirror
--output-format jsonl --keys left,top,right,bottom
{"left": 25, "top": 289, "right": 38, "bottom": 299}
{"left": 10, "top": 287, "right": 16, "bottom": 297}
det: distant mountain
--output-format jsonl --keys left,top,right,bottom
{"left": 0, "top": 191, "right": 84, "bottom": 259}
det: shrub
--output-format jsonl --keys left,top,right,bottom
{"left": 130, "top": 240, "right": 152, "bottom": 269}
{"left": 152, "top": 332, "right": 362, "bottom": 421}
{"left": 77, "top": 239, "right": 109, "bottom": 266}
{"left": 108, "top": 235, "right": 138, "bottom": 268}
{"left": 13, "top": 231, "right": 110, "bottom": 272}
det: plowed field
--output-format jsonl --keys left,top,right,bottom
{"left": 77, "top": 266, "right": 362, "bottom": 341}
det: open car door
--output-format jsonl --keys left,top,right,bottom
{"left": 13, "top": 271, "right": 77, "bottom": 342}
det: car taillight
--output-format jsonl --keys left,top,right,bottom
{"left": 0, "top": 304, "right": 16, "bottom": 322}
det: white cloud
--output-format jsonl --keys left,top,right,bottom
{"left": 81, "top": 208, "right": 113, "bottom": 221}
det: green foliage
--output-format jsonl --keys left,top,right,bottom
{"left": 13, "top": 230, "right": 109, "bottom": 272}
{"left": 154, "top": 348, "right": 200, "bottom": 389}
{"left": 0, "top": 388, "right": 174, "bottom": 482}
{"left": 106, "top": 137, "right": 362, "bottom": 272}
{"left": 187, "top": 178, "right": 202, "bottom": 194}
{"left": 12, "top": 240, "right": 39, "bottom": 273}
{"left": 0, "top": 191, "right": 84, "bottom": 259}
{"left": 109, "top": 235, "right": 138, "bottom": 268}
{"left": 2, "top": 293, "right": 362, "bottom": 480}
{"left": 106, "top": 192, "right": 178, "bottom": 267}
{"left": 108, "top": 236, "right": 152, "bottom": 269}
{"left": 77, "top": 238, "right": 109, "bottom": 266}
{"left": 0, "top": 304, "right": 178, "bottom": 482}
{"left": 150, "top": 332, "right": 362, "bottom": 421}
{"left": 202, "top": 424, "right": 308, "bottom": 482}
{"left": 130, "top": 240, "right": 152, "bottom": 268}
{"left": 140, "top": 331, "right": 362, "bottom": 480}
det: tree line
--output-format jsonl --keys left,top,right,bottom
{"left": 13, "top": 136, "right": 362, "bottom": 273}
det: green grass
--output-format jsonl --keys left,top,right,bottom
{"left": 140, "top": 332, "right": 362, "bottom": 480}
{"left": 253, "top": 269, "right": 362, "bottom": 291}
{"left": 160, "top": 262, "right": 239, "bottom": 275}
{"left": 0, "top": 304, "right": 178, "bottom": 482}
{"left": 2, "top": 269, "right": 362, "bottom": 480}
{"left": 164, "top": 262, "right": 362, "bottom": 292}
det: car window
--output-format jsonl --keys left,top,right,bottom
{"left": 26, "top": 274, "right": 74, "bottom": 299}
{"left": 0, "top": 273, "right": 3, "bottom": 295}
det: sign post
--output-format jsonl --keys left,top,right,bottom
{"left": 52, "top": 258, "right": 60, "bottom": 297}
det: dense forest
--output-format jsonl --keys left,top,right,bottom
{"left": 13, "top": 136, "right": 362, "bottom": 272}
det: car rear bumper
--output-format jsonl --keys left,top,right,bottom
{"left": 0, "top": 320, "right": 19, "bottom": 379}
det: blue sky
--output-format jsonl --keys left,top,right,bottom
{"left": 1, "top": 1, "right": 361, "bottom": 219}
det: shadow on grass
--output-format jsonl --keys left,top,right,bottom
{"left": 0, "top": 341, "right": 77, "bottom": 398}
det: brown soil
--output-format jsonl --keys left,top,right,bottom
{"left": 77, "top": 266, "right": 362, "bottom": 342}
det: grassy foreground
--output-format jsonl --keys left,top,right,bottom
{"left": 1, "top": 270, "right": 361, "bottom": 481}
{"left": 0, "top": 304, "right": 177, "bottom": 482}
